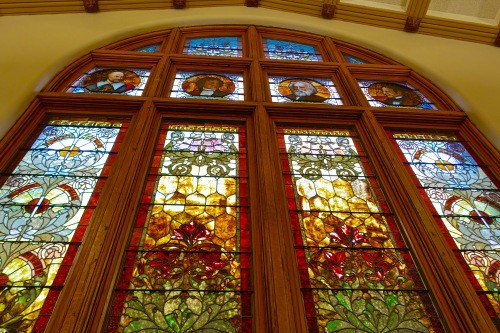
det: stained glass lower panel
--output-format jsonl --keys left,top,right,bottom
{"left": 391, "top": 132, "right": 500, "bottom": 317}
{"left": 107, "top": 123, "right": 251, "bottom": 332}
{"left": 278, "top": 128, "right": 443, "bottom": 332}
{"left": 0, "top": 119, "right": 126, "bottom": 332}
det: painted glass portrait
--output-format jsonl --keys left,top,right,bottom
{"left": 171, "top": 72, "right": 244, "bottom": 101}
{"left": 359, "top": 81, "right": 436, "bottom": 109}
{"left": 69, "top": 68, "right": 150, "bottom": 96}
{"left": 0, "top": 120, "right": 125, "bottom": 332}
{"left": 183, "top": 37, "right": 242, "bottom": 57}
{"left": 269, "top": 77, "right": 342, "bottom": 105}
{"left": 264, "top": 38, "right": 322, "bottom": 61}
{"left": 107, "top": 124, "right": 251, "bottom": 332}
{"left": 278, "top": 128, "right": 443, "bottom": 332}
{"left": 391, "top": 132, "right": 500, "bottom": 316}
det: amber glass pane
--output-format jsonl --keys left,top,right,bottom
{"left": 107, "top": 124, "right": 251, "bottom": 332}
{"left": 391, "top": 132, "right": 500, "bottom": 317}
{"left": 278, "top": 128, "right": 443, "bottom": 332}
{"left": 0, "top": 120, "right": 125, "bottom": 332}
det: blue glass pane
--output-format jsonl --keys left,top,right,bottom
{"left": 264, "top": 39, "right": 321, "bottom": 61}
{"left": 136, "top": 44, "right": 161, "bottom": 52}
{"left": 342, "top": 52, "right": 369, "bottom": 64}
{"left": 184, "top": 37, "right": 241, "bottom": 57}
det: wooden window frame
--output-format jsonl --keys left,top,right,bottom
{"left": 0, "top": 25, "right": 498, "bottom": 332}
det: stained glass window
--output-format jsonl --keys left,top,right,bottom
{"left": 135, "top": 44, "right": 161, "bottom": 52}
{"left": 269, "top": 76, "right": 343, "bottom": 105}
{"left": 391, "top": 132, "right": 500, "bottom": 317}
{"left": 0, "top": 119, "right": 125, "bottom": 332}
{"left": 107, "top": 124, "right": 251, "bottom": 332}
{"left": 278, "top": 128, "right": 443, "bottom": 332}
{"left": 358, "top": 80, "right": 436, "bottom": 109}
{"left": 69, "top": 67, "right": 150, "bottom": 96}
{"left": 171, "top": 72, "right": 244, "bottom": 101}
{"left": 183, "top": 37, "right": 242, "bottom": 57}
{"left": 263, "top": 38, "right": 322, "bottom": 61}
{"left": 342, "top": 52, "right": 369, "bottom": 64}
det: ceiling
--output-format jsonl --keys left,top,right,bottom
{"left": 1, "top": 0, "right": 499, "bottom": 46}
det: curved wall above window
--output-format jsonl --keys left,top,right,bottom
{"left": 0, "top": 23, "right": 499, "bottom": 333}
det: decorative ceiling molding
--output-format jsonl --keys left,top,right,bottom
{"left": 2, "top": 0, "right": 499, "bottom": 46}
{"left": 173, "top": 0, "right": 186, "bottom": 9}
{"left": 83, "top": 0, "right": 99, "bottom": 13}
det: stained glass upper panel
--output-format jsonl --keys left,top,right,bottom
{"left": 342, "top": 52, "right": 370, "bottom": 64}
{"left": 183, "top": 37, "right": 242, "bottom": 57}
{"left": 391, "top": 132, "right": 500, "bottom": 316}
{"left": 278, "top": 128, "right": 443, "bottom": 332}
{"left": 171, "top": 72, "right": 244, "bottom": 101}
{"left": 269, "top": 76, "right": 343, "bottom": 105}
{"left": 107, "top": 123, "right": 251, "bottom": 332}
{"left": 68, "top": 67, "right": 150, "bottom": 96}
{"left": 263, "top": 38, "right": 322, "bottom": 61}
{"left": 0, "top": 120, "right": 125, "bottom": 332}
{"left": 135, "top": 43, "right": 161, "bottom": 52}
{"left": 358, "top": 80, "right": 436, "bottom": 109}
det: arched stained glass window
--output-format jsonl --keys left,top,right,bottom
{"left": 0, "top": 25, "right": 498, "bottom": 333}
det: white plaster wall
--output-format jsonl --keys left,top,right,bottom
{"left": 0, "top": 7, "right": 499, "bottom": 147}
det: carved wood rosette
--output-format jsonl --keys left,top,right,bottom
{"left": 83, "top": 0, "right": 99, "bottom": 13}
{"left": 404, "top": 16, "right": 422, "bottom": 32}
{"left": 246, "top": 0, "right": 259, "bottom": 7}
{"left": 173, "top": 0, "right": 186, "bottom": 9}
{"left": 322, "top": 3, "right": 336, "bottom": 19}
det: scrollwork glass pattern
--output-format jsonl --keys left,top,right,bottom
{"left": 392, "top": 133, "right": 500, "bottom": 316}
{"left": 0, "top": 120, "right": 124, "bottom": 332}
{"left": 279, "top": 128, "right": 443, "bottom": 332}
{"left": 107, "top": 124, "right": 251, "bottom": 332}
{"left": 263, "top": 39, "right": 321, "bottom": 61}
{"left": 183, "top": 37, "right": 242, "bottom": 57}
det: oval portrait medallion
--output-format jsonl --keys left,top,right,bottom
{"left": 367, "top": 82, "right": 422, "bottom": 107}
{"left": 278, "top": 78, "right": 330, "bottom": 102}
{"left": 181, "top": 74, "right": 235, "bottom": 98}
{"left": 83, "top": 69, "right": 141, "bottom": 93}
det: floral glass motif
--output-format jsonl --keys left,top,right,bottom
{"left": 392, "top": 133, "right": 500, "bottom": 316}
{"left": 278, "top": 128, "right": 443, "bottom": 332}
{"left": 342, "top": 52, "right": 369, "bottom": 64}
{"left": 183, "top": 37, "right": 242, "bottom": 57}
{"left": 263, "top": 38, "right": 321, "bottom": 61}
{"left": 0, "top": 120, "right": 124, "bottom": 332}
{"left": 171, "top": 72, "right": 244, "bottom": 101}
{"left": 107, "top": 124, "right": 251, "bottom": 332}
{"left": 69, "top": 67, "right": 150, "bottom": 96}
{"left": 269, "top": 76, "right": 343, "bottom": 105}
{"left": 358, "top": 80, "right": 436, "bottom": 110}
{"left": 135, "top": 44, "right": 161, "bottom": 52}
